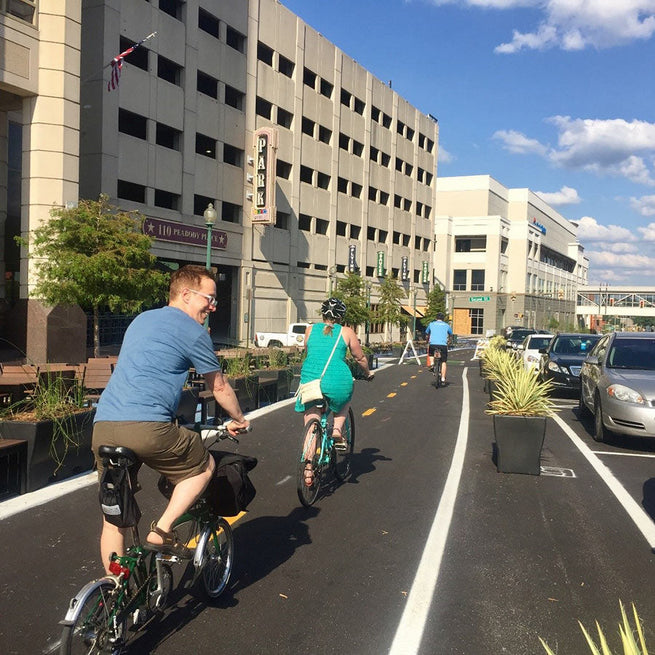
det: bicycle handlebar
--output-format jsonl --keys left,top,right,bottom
{"left": 191, "top": 422, "right": 252, "bottom": 447}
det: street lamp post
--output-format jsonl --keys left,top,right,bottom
{"left": 411, "top": 287, "right": 417, "bottom": 340}
{"left": 365, "top": 281, "right": 372, "bottom": 346}
{"left": 203, "top": 203, "right": 217, "bottom": 328}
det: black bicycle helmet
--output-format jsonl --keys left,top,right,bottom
{"left": 321, "top": 297, "right": 347, "bottom": 321}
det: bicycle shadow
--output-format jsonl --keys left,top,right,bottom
{"left": 125, "top": 506, "right": 317, "bottom": 652}
{"left": 349, "top": 447, "right": 392, "bottom": 484}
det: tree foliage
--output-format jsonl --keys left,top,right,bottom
{"left": 332, "top": 272, "right": 370, "bottom": 328}
{"left": 373, "top": 273, "right": 408, "bottom": 332}
{"left": 421, "top": 284, "right": 447, "bottom": 326}
{"left": 19, "top": 194, "right": 169, "bottom": 355}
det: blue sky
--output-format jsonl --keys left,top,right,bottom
{"left": 280, "top": 0, "right": 655, "bottom": 288}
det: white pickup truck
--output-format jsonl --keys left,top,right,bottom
{"left": 254, "top": 322, "right": 310, "bottom": 348}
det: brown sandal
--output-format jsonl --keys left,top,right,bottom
{"left": 146, "top": 521, "right": 191, "bottom": 558}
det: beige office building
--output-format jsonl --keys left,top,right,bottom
{"left": 1, "top": 0, "right": 438, "bottom": 359}
{"left": 435, "top": 175, "right": 589, "bottom": 336}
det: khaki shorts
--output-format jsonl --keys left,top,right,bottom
{"left": 92, "top": 421, "right": 210, "bottom": 485}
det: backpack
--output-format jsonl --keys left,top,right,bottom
{"left": 98, "top": 466, "right": 141, "bottom": 528}
{"left": 158, "top": 451, "right": 257, "bottom": 517}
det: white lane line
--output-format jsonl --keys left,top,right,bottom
{"left": 593, "top": 451, "right": 655, "bottom": 459}
{"left": 388, "top": 368, "right": 470, "bottom": 655}
{"left": 276, "top": 475, "right": 292, "bottom": 486}
{"left": 553, "top": 414, "right": 655, "bottom": 548}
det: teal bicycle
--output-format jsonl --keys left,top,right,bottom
{"left": 296, "top": 401, "right": 355, "bottom": 507}
{"left": 59, "top": 423, "right": 251, "bottom": 655}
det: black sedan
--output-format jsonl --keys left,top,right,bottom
{"left": 538, "top": 333, "right": 602, "bottom": 393}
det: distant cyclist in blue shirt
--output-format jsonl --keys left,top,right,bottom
{"left": 425, "top": 313, "right": 453, "bottom": 384}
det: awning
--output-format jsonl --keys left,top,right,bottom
{"left": 401, "top": 305, "right": 425, "bottom": 318}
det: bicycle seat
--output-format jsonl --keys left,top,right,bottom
{"left": 98, "top": 444, "right": 139, "bottom": 467}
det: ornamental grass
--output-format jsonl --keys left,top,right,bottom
{"left": 540, "top": 602, "right": 649, "bottom": 655}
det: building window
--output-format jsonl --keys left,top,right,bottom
{"left": 403, "top": 199, "right": 412, "bottom": 212}
{"left": 198, "top": 8, "right": 219, "bottom": 38}
{"left": 118, "top": 109, "right": 147, "bottom": 140}
{"left": 418, "top": 133, "right": 426, "bottom": 148}
{"left": 340, "top": 88, "right": 351, "bottom": 108}
{"left": 118, "top": 36, "right": 148, "bottom": 71}
{"left": 453, "top": 269, "right": 466, "bottom": 290}
{"left": 381, "top": 152, "right": 390, "bottom": 168}
{"left": 315, "top": 218, "right": 329, "bottom": 235}
{"left": 276, "top": 159, "right": 292, "bottom": 179}
{"left": 196, "top": 133, "right": 216, "bottom": 158}
{"left": 406, "top": 127, "right": 415, "bottom": 141}
{"left": 397, "top": 120, "right": 405, "bottom": 136}
{"left": 226, "top": 26, "right": 246, "bottom": 53}
{"left": 352, "top": 140, "right": 364, "bottom": 157}
{"left": 382, "top": 113, "right": 392, "bottom": 128}
{"left": 353, "top": 97, "right": 365, "bottom": 115}
{"left": 339, "top": 133, "right": 349, "bottom": 151}
{"left": 275, "top": 211, "right": 290, "bottom": 230}
{"left": 320, "top": 78, "right": 333, "bottom": 98}
{"left": 336, "top": 221, "right": 347, "bottom": 236}
{"left": 197, "top": 71, "right": 218, "bottom": 98}
{"left": 225, "top": 85, "right": 245, "bottom": 110}
{"left": 470, "top": 308, "right": 484, "bottom": 335}
{"left": 3, "top": 0, "right": 36, "bottom": 23}
{"left": 256, "top": 96, "right": 273, "bottom": 120}
{"left": 278, "top": 54, "right": 294, "bottom": 77}
{"left": 379, "top": 191, "right": 389, "bottom": 205}
{"left": 302, "top": 117, "right": 315, "bottom": 137}
{"left": 157, "top": 55, "right": 182, "bottom": 86}
{"left": 368, "top": 186, "right": 377, "bottom": 202}
{"left": 402, "top": 234, "right": 410, "bottom": 247}
{"left": 194, "top": 194, "right": 215, "bottom": 216}
{"left": 159, "top": 0, "right": 183, "bottom": 20}
{"left": 117, "top": 180, "right": 146, "bottom": 203}
{"left": 300, "top": 166, "right": 313, "bottom": 184}
{"left": 370, "top": 146, "right": 379, "bottom": 163}
{"left": 378, "top": 230, "right": 388, "bottom": 244}
{"left": 350, "top": 225, "right": 361, "bottom": 239}
{"left": 471, "top": 270, "right": 485, "bottom": 291}
{"left": 367, "top": 227, "right": 376, "bottom": 241}
{"left": 223, "top": 143, "right": 243, "bottom": 167}
{"left": 316, "top": 172, "right": 330, "bottom": 189}
{"left": 318, "top": 125, "right": 331, "bottom": 144}
{"left": 154, "top": 188, "right": 179, "bottom": 210}
{"left": 303, "top": 67, "right": 317, "bottom": 89}
{"left": 156, "top": 123, "right": 181, "bottom": 150}
{"left": 395, "top": 157, "right": 403, "bottom": 172}
{"left": 394, "top": 194, "right": 402, "bottom": 209}
{"left": 277, "top": 107, "right": 293, "bottom": 129}
{"left": 257, "top": 41, "right": 274, "bottom": 66}
{"left": 393, "top": 231, "right": 401, "bottom": 245}
{"left": 371, "top": 106, "right": 381, "bottom": 123}
{"left": 222, "top": 201, "right": 241, "bottom": 223}
{"left": 299, "top": 214, "right": 312, "bottom": 231}
{"left": 405, "top": 163, "right": 413, "bottom": 176}
{"left": 338, "top": 177, "right": 348, "bottom": 194}
{"left": 351, "top": 183, "right": 362, "bottom": 198}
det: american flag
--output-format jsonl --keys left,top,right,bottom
{"left": 107, "top": 32, "right": 157, "bottom": 92}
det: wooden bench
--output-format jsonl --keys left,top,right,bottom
{"left": 80, "top": 357, "right": 117, "bottom": 401}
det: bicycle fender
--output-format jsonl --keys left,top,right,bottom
{"left": 60, "top": 576, "right": 120, "bottom": 625}
{"left": 193, "top": 527, "right": 211, "bottom": 570}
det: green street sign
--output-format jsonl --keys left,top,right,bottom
{"left": 469, "top": 295, "right": 490, "bottom": 302}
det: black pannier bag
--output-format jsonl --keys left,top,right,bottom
{"left": 99, "top": 466, "right": 141, "bottom": 528}
{"left": 158, "top": 451, "right": 257, "bottom": 517}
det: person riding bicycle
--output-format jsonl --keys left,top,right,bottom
{"left": 92, "top": 265, "right": 249, "bottom": 573}
{"left": 295, "top": 298, "right": 373, "bottom": 486}
{"left": 425, "top": 312, "right": 453, "bottom": 385}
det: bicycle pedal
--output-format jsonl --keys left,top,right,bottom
{"left": 157, "top": 552, "right": 179, "bottom": 563}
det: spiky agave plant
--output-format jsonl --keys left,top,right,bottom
{"left": 540, "top": 602, "right": 649, "bottom": 655}
{"left": 486, "top": 361, "right": 556, "bottom": 417}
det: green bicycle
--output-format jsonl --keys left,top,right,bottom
{"left": 59, "top": 423, "right": 251, "bottom": 655}
{"left": 296, "top": 401, "right": 356, "bottom": 507}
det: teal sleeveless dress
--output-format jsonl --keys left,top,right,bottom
{"left": 294, "top": 323, "right": 353, "bottom": 413}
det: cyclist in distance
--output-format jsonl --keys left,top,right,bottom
{"left": 92, "top": 265, "right": 249, "bottom": 573}
{"left": 425, "top": 312, "right": 453, "bottom": 385}
{"left": 295, "top": 298, "right": 373, "bottom": 485}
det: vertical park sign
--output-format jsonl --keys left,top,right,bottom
{"left": 251, "top": 127, "right": 278, "bottom": 225}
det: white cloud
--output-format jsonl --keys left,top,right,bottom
{"left": 494, "top": 117, "right": 655, "bottom": 186}
{"left": 438, "top": 145, "right": 454, "bottom": 163}
{"left": 630, "top": 195, "right": 655, "bottom": 216}
{"left": 638, "top": 222, "right": 655, "bottom": 240}
{"left": 492, "top": 129, "right": 548, "bottom": 156}
{"left": 429, "top": 1, "right": 655, "bottom": 52}
{"left": 575, "top": 216, "right": 636, "bottom": 243}
{"left": 586, "top": 249, "right": 655, "bottom": 274}
{"left": 535, "top": 185, "right": 580, "bottom": 206}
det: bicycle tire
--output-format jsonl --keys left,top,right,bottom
{"left": 333, "top": 407, "right": 355, "bottom": 482}
{"left": 297, "top": 418, "right": 322, "bottom": 507}
{"left": 60, "top": 580, "right": 124, "bottom": 655}
{"left": 201, "top": 518, "right": 234, "bottom": 598}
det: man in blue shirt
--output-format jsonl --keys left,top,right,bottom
{"left": 93, "top": 265, "right": 249, "bottom": 572}
{"left": 425, "top": 313, "right": 453, "bottom": 384}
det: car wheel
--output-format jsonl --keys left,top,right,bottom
{"left": 593, "top": 393, "right": 612, "bottom": 443}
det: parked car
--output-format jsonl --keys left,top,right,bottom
{"left": 538, "top": 333, "right": 602, "bottom": 392}
{"left": 254, "top": 322, "right": 310, "bottom": 348}
{"left": 517, "top": 333, "right": 554, "bottom": 373}
{"left": 579, "top": 332, "right": 655, "bottom": 441}
{"left": 504, "top": 327, "right": 537, "bottom": 351}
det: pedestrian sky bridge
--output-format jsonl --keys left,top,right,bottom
{"left": 576, "top": 286, "right": 655, "bottom": 322}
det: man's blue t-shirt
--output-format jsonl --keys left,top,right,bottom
{"left": 425, "top": 320, "right": 453, "bottom": 346}
{"left": 95, "top": 306, "right": 220, "bottom": 422}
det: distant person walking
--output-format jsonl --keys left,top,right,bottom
{"left": 425, "top": 312, "right": 453, "bottom": 385}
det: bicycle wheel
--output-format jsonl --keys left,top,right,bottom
{"left": 333, "top": 407, "right": 355, "bottom": 482}
{"left": 60, "top": 580, "right": 124, "bottom": 655}
{"left": 296, "top": 418, "right": 322, "bottom": 507}
{"left": 201, "top": 518, "right": 234, "bottom": 598}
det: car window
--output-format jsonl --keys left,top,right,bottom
{"left": 552, "top": 335, "right": 600, "bottom": 355}
{"left": 607, "top": 338, "right": 655, "bottom": 370}
{"left": 590, "top": 335, "right": 610, "bottom": 361}
{"left": 528, "top": 336, "right": 552, "bottom": 350}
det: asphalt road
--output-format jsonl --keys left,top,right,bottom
{"left": 2, "top": 347, "right": 655, "bottom": 655}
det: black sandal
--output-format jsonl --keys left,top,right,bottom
{"left": 146, "top": 521, "right": 191, "bottom": 558}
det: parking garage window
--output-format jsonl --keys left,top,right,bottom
{"left": 119, "top": 109, "right": 147, "bottom": 140}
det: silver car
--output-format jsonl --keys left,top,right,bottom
{"left": 579, "top": 332, "right": 655, "bottom": 441}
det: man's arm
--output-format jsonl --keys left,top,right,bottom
{"left": 204, "top": 370, "right": 249, "bottom": 432}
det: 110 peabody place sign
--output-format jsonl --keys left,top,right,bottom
{"left": 143, "top": 217, "right": 228, "bottom": 250}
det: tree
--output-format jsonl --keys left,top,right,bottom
{"left": 332, "top": 272, "right": 370, "bottom": 328}
{"left": 373, "top": 273, "right": 407, "bottom": 341}
{"left": 18, "top": 194, "right": 169, "bottom": 356}
{"left": 421, "top": 284, "right": 447, "bottom": 326}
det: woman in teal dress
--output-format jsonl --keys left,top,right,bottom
{"left": 295, "top": 298, "right": 374, "bottom": 485}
